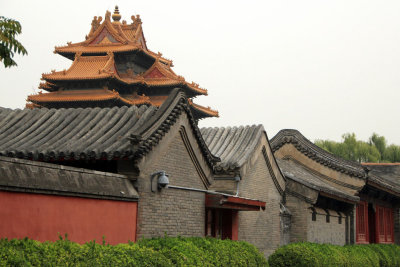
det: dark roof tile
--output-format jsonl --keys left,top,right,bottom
{"left": 0, "top": 90, "right": 219, "bottom": 173}
{"left": 0, "top": 105, "right": 156, "bottom": 160}
{"left": 201, "top": 125, "right": 264, "bottom": 173}
{"left": 363, "top": 164, "right": 400, "bottom": 195}
{"left": 277, "top": 158, "right": 359, "bottom": 202}
{"left": 0, "top": 156, "right": 138, "bottom": 200}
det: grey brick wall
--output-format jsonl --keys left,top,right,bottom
{"left": 307, "top": 209, "right": 346, "bottom": 245}
{"left": 238, "top": 148, "right": 282, "bottom": 257}
{"left": 285, "top": 194, "right": 309, "bottom": 242}
{"left": 134, "top": 129, "right": 207, "bottom": 238}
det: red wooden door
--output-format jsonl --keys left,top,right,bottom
{"left": 375, "top": 205, "right": 394, "bottom": 244}
{"left": 205, "top": 209, "right": 238, "bottom": 240}
{"left": 356, "top": 201, "right": 369, "bottom": 244}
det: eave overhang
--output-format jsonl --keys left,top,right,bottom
{"left": 205, "top": 193, "right": 266, "bottom": 211}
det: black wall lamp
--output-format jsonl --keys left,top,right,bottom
{"left": 150, "top": 171, "right": 170, "bottom": 192}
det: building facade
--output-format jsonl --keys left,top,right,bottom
{"left": 0, "top": 6, "right": 400, "bottom": 258}
{"left": 271, "top": 129, "right": 400, "bottom": 246}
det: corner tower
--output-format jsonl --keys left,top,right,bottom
{"left": 27, "top": 6, "right": 218, "bottom": 121}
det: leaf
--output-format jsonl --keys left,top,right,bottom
{"left": 0, "top": 16, "right": 27, "bottom": 68}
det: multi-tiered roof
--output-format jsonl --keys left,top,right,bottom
{"left": 27, "top": 6, "right": 218, "bottom": 120}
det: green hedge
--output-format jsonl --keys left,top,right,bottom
{"left": 268, "top": 242, "right": 400, "bottom": 267}
{"left": 0, "top": 236, "right": 268, "bottom": 266}
{"left": 137, "top": 236, "right": 268, "bottom": 266}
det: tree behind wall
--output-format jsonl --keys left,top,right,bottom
{"left": 0, "top": 16, "right": 27, "bottom": 68}
{"left": 315, "top": 133, "right": 400, "bottom": 163}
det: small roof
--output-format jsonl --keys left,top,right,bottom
{"left": 0, "top": 156, "right": 138, "bottom": 201}
{"left": 362, "top": 163, "right": 400, "bottom": 196}
{"left": 271, "top": 129, "right": 366, "bottom": 178}
{"left": 205, "top": 193, "right": 266, "bottom": 211}
{"left": 201, "top": 125, "right": 264, "bottom": 173}
{"left": 277, "top": 158, "right": 359, "bottom": 203}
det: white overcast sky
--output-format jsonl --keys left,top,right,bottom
{"left": 1, "top": 0, "right": 400, "bottom": 144}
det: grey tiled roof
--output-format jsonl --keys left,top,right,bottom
{"left": 0, "top": 105, "right": 157, "bottom": 160}
{"left": 364, "top": 164, "right": 400, "bottom": 195}
{"left": 201, "top": 125, "right": 264, "bottom": 173}
{"left": 0, "top": 156, "right": 138, "bottom": 200}
{"left": 0, "top": 89, "right": 219, "bottom": 166}
{"left": 271, "top": 129, "right": 366, "bottom": 178}
{"left": 277, "top": 158, "right": 359, "bottom": 202}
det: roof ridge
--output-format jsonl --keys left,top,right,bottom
{"left": 201, "top": 124, "right": 263, "bottom": 130}
{"left": 130, "top": 88, "right": 220, "bottom": 167}
{"left": 270, "top": 129, "right": 366, "bottom": 178}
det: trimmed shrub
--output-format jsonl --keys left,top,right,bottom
{"left": 0, "top": 237, "right": 173, "bottom": 266}
{"left": 0, "top": 236, "right": 268, "bottom": 266}
{"left": 137, "top": 236, "right": 268, "bottom": 266}
{"left": 268, "top": 242, "right": 400, "bottom": 267}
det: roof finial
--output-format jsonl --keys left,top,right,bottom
{"left": 112, "top": 5, "right": 121, "bottom": 22}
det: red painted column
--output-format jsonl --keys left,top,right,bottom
{"left": 0, "top": 191, "right": 137, "bottom": 244}
{"left": 231, "top": 210, "right": 239, "bottom": 241}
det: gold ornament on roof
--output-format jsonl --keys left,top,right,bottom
{"left": 105, "top": 11, "right": 111, "bottom": 21}
{"left": 112, "top": 6, "right": 121, "bottom": 22}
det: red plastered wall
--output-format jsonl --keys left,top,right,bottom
{"left": 0, "top": 191, "right": 137, "bottom": 244}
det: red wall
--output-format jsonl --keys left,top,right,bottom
{"left": 0, "top": 191, "right": 137, "bottom": 244}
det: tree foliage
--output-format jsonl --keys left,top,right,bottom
{"left": 315, "top": 133, "right": 400, "bottom": 163}
{"left": 0, "top": 16, "right": 27, "bottom": 68}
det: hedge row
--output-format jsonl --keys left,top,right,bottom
{"left": 268, "top": 242, "right": 400, "bottom": 267}
{"left": 0, "top": 236, "right": 268, "bottom": 266}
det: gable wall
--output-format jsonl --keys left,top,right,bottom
{"left": 119, "top": 112, "right": 212, "bottom": 238}
{"left": 237, "top": 138, "right": 284, "bottom": 257}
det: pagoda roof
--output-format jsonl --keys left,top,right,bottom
{"left": 27, "top": 89, "right": 151, "bottom": 106}
{"left": 42, "top": 54, "right": 207, "bottom": 96}
{"left": 27, "top": 90, "right": 218, "bottom": 119}
{"left": 130, "top": 58, "right": 207, "bottom": 95}
{"left": 42, "top": 54, "right": 116, "bottom": 81}
{"left": 188, "top": 99, "right": 219, "bottom": 118}
{"left": 54, "top": 8, "right": 172, "bottom": 65}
